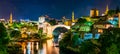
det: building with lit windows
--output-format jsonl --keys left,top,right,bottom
{"left": 63, "top": 11, "right": 77, "bottom": 26}
{"left": 93, "top": 21, "right": 113, "bottom": 33}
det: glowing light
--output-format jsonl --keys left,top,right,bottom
{"left": 85, "top": 21, "right": 93, "bottom": 26}
{"left": 98, "top": 29, "right": 103, "bottom": 33}
{"left": 27, "top": 42, "right": 31, "bottom": 54}
{"left": 36, "top": 42, "right": 39, "bottom": 50}
{"left": 79, "top": 26, "right": 90, "bottom": 32}
{"left": 94, "top": 33, "right": 100, "bottom": 39}
{"left": 84, "top": 33, "right": 93, "bottom": 40}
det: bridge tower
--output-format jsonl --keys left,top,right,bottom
{"left": 38, "top": 16, "right": 45, "bottom": 29}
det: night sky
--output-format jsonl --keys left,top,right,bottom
{"left": 0, "top": 0, "right": 120, "bottom": 20}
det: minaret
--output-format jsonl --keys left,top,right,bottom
{"left": 105, "top": 5, "right": 109, "bottom": 15}
{"left": 72, "top": 11, "right": 75, "bottom": 22}
{"left": 9, "top": 13, "right": 13, "bottom": 24}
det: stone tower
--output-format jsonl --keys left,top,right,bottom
{"left": 9, "top": 13, "right": 13, "bottom": 24}
{"left": 90, "top": 9, "right": 99, "bottom": 17}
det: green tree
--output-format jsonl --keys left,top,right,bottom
{"left": 99, "top": 28, "right": 120, "bottom": 54}
{"left": 49, "top": 19, "right": 57, "bottom": 25}
{"left": 0, "top": 23, "right": 9, "bottom": 54}
{"left": 0, "top": 23, "right": 9, "bottom": 45}
{"left": 76, "top": 18, "right": 87, "bottom": 24}
{"left": 106, "top": 43, "right": 119, "bottom": 54}
{"left": 108, "top": 10, "right": 116, "bottom": 16}
{"left": 80, "top": 39, "right": 100, "bottom": 54}
{"left": 38, "top": 29, "right": 47, "bottom": 39}
{"left": 10, "top": 30, "right": 21, "bottom": 38}
{"left": 59, "top": 31, "right": 75, "bottom": 54}
{"left": 12, "top": 22, "right": 21, "bottom": 28}
{"left": 38, "top": 29, "right": 43, "bottom": 37}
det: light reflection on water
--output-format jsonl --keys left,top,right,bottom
{"left": 21, "top": 41, "right": 45, "bottom": 54}
{"left": 11, "top": 39, "right": 59, "bottom": 54}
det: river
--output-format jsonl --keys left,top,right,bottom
{"left": 8, "top": 39, "right": 59, "bottom": 54}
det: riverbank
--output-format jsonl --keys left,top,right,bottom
{"left": 9, "top": 36, "right": 53, "bottom": 42}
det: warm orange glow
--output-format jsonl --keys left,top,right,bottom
{"left": 21, "top": 42, "right": 26, "bottom": 54}
{"left": 119, "top": 13, "right": 120, "bottom": 28}
{"left": 90, "top": 9, "right": 99, "bottom": 17}
{"left": 9, "top": 13, "right": 13, "bottom": 24}
{"left": 98, "top": 29, "right": 103, "bottom": 33}
{"left": 36, "top": 42, "right": 39, "bottom": 50}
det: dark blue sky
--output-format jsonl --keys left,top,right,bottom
{"left": 0, "top": 0, "right": 119, "bottom": 20}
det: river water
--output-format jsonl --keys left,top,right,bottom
{"left": 8, "top": 39, "right": 59, "bottom": 54}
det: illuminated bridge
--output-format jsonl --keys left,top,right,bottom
{"left": 39, "top": 22, "right": 70, "bottom": 37}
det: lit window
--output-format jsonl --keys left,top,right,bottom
{"left": 98, "top": 29, "right": 103, "bottom": 33}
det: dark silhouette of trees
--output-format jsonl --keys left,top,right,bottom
{"left": 10, "top": 30, "right": 21, "bottom": 38}
{"left": 0, "top": 23, "right": 9, "bottom": 54}
{"left": 49, "top": 19, "right": 57, "bottom": 25}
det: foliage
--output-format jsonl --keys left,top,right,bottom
{"left": 107, "top": 6, "right": 120, "bottom": 16}
{"left": 108, "top": 10, "right": 116, "bottom": 16}
{"left": 59, "top": 18, "right": 95, "bottom": 54}
{"left": 59, "top": 31, "right": 76, "bottom": 54}
{"left": 0, "top": 23, "right": 9, "bottom": 54}
{"left": 49, "top": 19, "right": 57, "bottom": 25}
{"left": 106, "top": 43, "right": 119, "bottom": 54}
{"left": 0, "top": 23, "right": 9, "bottom": 45}
{"left": 76, "top": 18, "right": 87, "bottom": 24}
{"left": 10, "top": 30, "right": 21, "bottom": 38}
{"left": 98, "top": 28, "right": 120, "bottom": 54}
{"left": 60, "top": 25, "right": 120, "bottom": 54}
{"left": 12, "top": 22, "right": 21, "bottom": 28}
{"left": 80, "top": 39, "right": 100, "bottom": 54}
{"left": 38, "top": 29, "right": 47, "bottom": 39}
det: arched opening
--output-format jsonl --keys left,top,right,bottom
{"left": 52, "top": 27, "right": 68, "bottom": 46}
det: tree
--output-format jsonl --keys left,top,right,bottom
{"left": 38, "top": 29, "right": 43, "bottom": 37}
{"left": 59, "top": 31, "right": 75, "bottom": 54}
{"left": 38, "top": 29, "right": 47, "bottom": 39}
{"left": 106, "top": 43, "right": 119, "bottom": 54}
{"left": 0, "top": 23, "right": 9, "bottom": 54}
{"left": 49, "top": 19, "right": 57, "bottom": 25}
{"left": 80, "top": 39, "right": 100, "bottom": 54}
{"left": 108, "top": 10, "right": 116, "bottom": 16}
{"left": 98, "top": 28, "right": 120, "bottom": 54}
{"left": 0, "top": 23, "right": 9, "bottom": 45}
{"left": 75, "top": 18, "right": 89, "bottom": 39}
{"left": 76, "top": 18, "right": 87, "bottom": 24}
{"left": 10, "top": 30, "right": 21, "bottom": 38}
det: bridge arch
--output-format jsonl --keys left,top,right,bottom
{"left": 44, "top": 24, "right": 70, "bottom": 37}
{"left": 51, "top": 25, "right": 70, "bottom": 33}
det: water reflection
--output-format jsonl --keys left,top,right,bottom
{"left": 8, "top": 39, "right": 59, "bottom": 54}
{"left": 21, "top": 41, "right": 45, "bottom": 54}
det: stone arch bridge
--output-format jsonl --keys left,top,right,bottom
{"left": 42, "top": 24, "right": 70, "bottom": 37}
